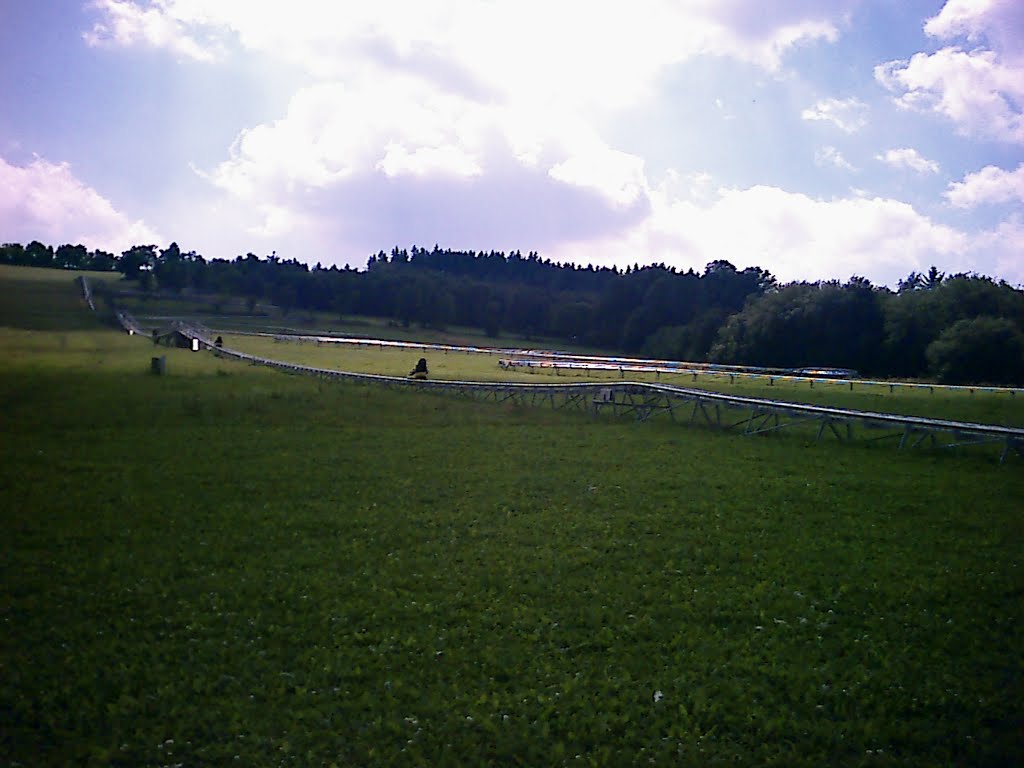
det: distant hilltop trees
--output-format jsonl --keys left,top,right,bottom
{"left": 3, "top": 241, "right": 1023, "bottom": 386}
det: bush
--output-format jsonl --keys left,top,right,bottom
{"left": 925, "top": 316, "right": 1024, "bottom": 385}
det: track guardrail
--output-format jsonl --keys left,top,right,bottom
{"left": 193, "top": 326, "right": 1022, "bottom": 397}
{"left": 112, "top": 311, "right": 1021, "bottom": 464}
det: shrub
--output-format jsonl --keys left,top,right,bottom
{"left": 925, "top": 316, "right": 1024, "bottom": 385}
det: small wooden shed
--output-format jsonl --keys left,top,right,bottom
{"left": 152, "top": 329, "right": 195, "bottom": 349}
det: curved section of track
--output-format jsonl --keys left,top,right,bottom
{"left": 117, "top": 313, "right": 1022, "bottom": 464}
{"left": 210, "top": 326, "right": 1024, "bottom": 397}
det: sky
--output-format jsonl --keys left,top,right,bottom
{"left": 1, "top": 0, "right": 1022, "bottom": 288}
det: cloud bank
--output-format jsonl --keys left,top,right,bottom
{"left": 876, "top": 0, "right": 1024, "bottom": 143}
{"left": 50, "top": 1, "right": 1022, "bottom": 287}
{"left": 0, "top": 156, "right": 161, "bottom": 251}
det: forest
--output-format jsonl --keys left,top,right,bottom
{"left": 2, "top": 240, "right": 1023, "bottom": 385}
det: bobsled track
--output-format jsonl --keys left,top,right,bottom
{"left": 119, "top": 312, "right": 1024, "bottom": 464}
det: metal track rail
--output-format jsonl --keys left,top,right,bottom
{"left": 185, "top": 321, "right": 1023, "bottom": 397}
{"left": 120, "top": 313, "right": 1024, "bottom": 464}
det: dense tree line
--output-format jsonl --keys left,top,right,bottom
{"left": 708, "top": 271, "right": 1024, "bottom": 384}
{"left": 3, "top": 241, "right": 1022, "bottom": 385}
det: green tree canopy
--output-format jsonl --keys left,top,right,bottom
{"left": 925, "top": 317, "right": 1024, "bottom": 385}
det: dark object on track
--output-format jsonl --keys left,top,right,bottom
{"left": 409, "top": 357, "right": 428, "bottom": 380}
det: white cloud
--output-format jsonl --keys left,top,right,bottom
{"left": 83, "top": 1, "right": 851, "bottom": 107}
{"left": 547, "top": 141, "right": 647, "bottom": 208}
{"left": 151, "top": 0, "right": 862, "bottom": 247}
{"left": 0, "top": 155, "right": 161, "bottom": 251}
{"left": 201, "top": 76, "right": 652, "bottom": 236}
{"left": 245, "top": 204, "right": 312, "bottom": 240}
{"left": 814, "top": 146, "right": 857, "bottom": 172}
{"left": 202, "top": 78, "right": 489, "bottom": 199}
{"left": 876, "top": 0, "right": 1024, "bottom": 143}
{"left": 801, "top": 97, "right": 869, "bottom": 132}
{"left": 377, "top": 145, "right": 482, "bottom": 180}
{"left": 876, "top": 48, "right": 1024, "bottom": 142}
{"left": 876, "top": 147, "right": 940, "bottom": 174}
{"left": 85, "top": 1, "right": 860, "bottom": 246}
{"left": 924, "top": 0, "right": 1024, "bottom": 58}
{"left": 972, "top": 214, "right": 1024, "bottom": 286}
{"left": 83, "top": 0, "right": 224, "bottom": 61}
{"left": 547, "top": 179, "right": 967, "bottom": 286}
{"left": 946, "top": 162, "right": 1024, "bottom": 207}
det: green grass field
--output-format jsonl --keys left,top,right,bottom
{"left": 2, "top": 266, "right": 1023, "bottom": 766}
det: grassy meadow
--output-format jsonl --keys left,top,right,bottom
{"left": 2, "top": 266, "right": 1023, "bottom": 766}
